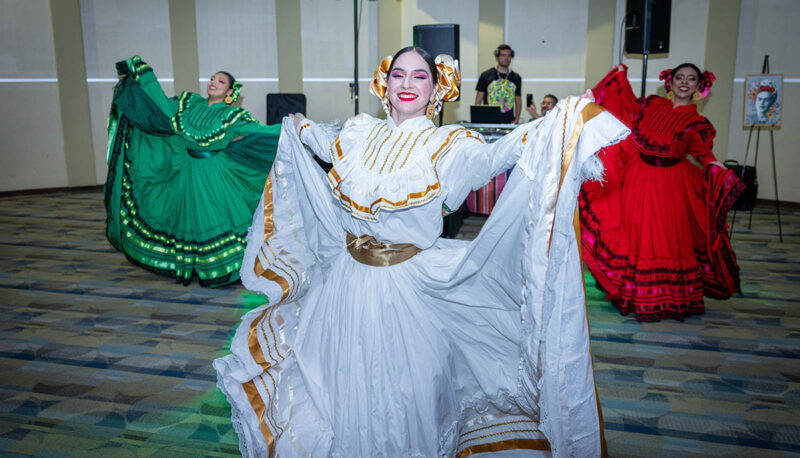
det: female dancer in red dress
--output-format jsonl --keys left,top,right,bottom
{"left": 580, "top": 63, "right": 745, "bottom": 322}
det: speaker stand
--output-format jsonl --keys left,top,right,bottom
{"left": 640, "top": 53, "right": 649, "bottom": 97}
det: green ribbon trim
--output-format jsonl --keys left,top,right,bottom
{"left": 171, "top": 92, "right": 259, "bottom": 147}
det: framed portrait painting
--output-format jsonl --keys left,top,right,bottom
{"left": 743, "top": 73, "right": 783, "bottom": 127}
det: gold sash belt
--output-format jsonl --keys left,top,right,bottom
{"left": 345, "top": 232, "right": 421, "bottom": 267}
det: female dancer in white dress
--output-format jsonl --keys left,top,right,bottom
{"left": 214, "top": 46, "right": 629, "bottom": 457}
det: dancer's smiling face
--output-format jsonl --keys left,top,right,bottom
{"left": 671, "top": 67, "right": 700, "bottom": 102}
{"left": 386, "top": 51, "right": 438, "bottom": 125}
{"left": 207, "top": 72, "right": 233, "bottom": 102}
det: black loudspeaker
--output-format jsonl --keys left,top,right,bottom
{"left": 266, "top": 93, "right": 306, "bottom": 125}
{"left": 413, "top": 23, "right": 460, "bottom": 63}
{"left": 625, "top": 0, "right": 671, "bottom": 54}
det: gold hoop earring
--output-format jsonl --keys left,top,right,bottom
{"left": 224, "top": 95, "right": 233, "bottom": 104}
{"left": 692, "top": 91, "right": 702, "bottom": 101}
{"left": 666, "top": 90, "right": 674, "bottom": 100}
{"left": 425, "top": 102, "right": 436, "bottom": 119}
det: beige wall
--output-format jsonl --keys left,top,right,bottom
{"left": 80, "top": 0, "right": 175, "bottom": 184}
{"left": 1, "top": 0, "right": 799, "bottom": 201}
{"left": 299, "top": 0, "right": 379, "bottom": 122}
{"left": 196, "top": 0, "right": 279, "bottom": 122}
{"left": 584, "top": 0, "right": 616, "bottom": 94}
{"left": 0, "top": 0, "right": 69, "bottom": 191}
{"left": 508, "top": 0, "right": 590, "bottom": 122}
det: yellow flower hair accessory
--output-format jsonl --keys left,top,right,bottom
{"left": 434, "top": 54, "right": 461, "bottom": 103}
{"left": 426, "top": 54, "right": 461, "bottom": 118}
{"left": 370, "top": 55, "right": 393, "bottom": 115}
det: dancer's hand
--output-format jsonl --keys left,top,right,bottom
{"left": 289, "top": 113, "right": 305, "bottom": 130}
{"left": 579, "top": 89, "right": 595, "bottom": 102}
{"left": 709, "top": 161, "right": 727, "bottom": 170}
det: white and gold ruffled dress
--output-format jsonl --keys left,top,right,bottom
{"left": 213, "top": 98, "right": 629, "bottom": 457}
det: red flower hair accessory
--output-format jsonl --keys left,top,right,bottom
{"left": 697, "top": 70, "right": 716, "bottom": 98}
{"left": 659, "top": 68, "right": 673, "bottom": 91}
{"left": 748, "top": 79, "right": 778, "bottom": 101}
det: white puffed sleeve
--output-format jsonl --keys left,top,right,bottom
{"left": 295, "top": 118, "right": 336, "bottom": 163}
{"left": 437, "top": 117, "right": 545, "bottom": 211}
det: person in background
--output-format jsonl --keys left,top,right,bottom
{"left": 527, "top": 93, "right": 559, "bottom": 119}
{"left": 475, "top": 44, "right": 522, "bottom": 123}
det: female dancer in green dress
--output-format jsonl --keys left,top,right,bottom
{"left": 105, "top": 56, "right": 280, "bottom": 287}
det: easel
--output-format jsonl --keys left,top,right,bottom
{"left": 730, "top": 55, "right": 783, "bottom": 242}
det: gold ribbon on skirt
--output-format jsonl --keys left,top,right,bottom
{"left": 346, "top": 233, "right": 421, "bottom": 267}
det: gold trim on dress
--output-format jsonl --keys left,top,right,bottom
{"left": 248, "top": 307, "right": 273, "bottom": 370}
{"left": 264, "top": 306, "right": 284, "bottom": 360}
{"left": 262, "top": 371, "right": 284, "bottom": 435}
{"left": 242, "top": 379, "right": 275, "bottom": 455}
{"left": 378, "top": 131, "right": 408, "bottom": 173}
{"left": 397, "top": 127, "right": 435, "bottom": 170}
{"left": 387, "top": 131, "right": 414, "bottom": 173}
{"left": 364, "top": 128, "right": 391, "bottom": 168}
{"left": 430, "top": 128, "right": 466, "bottom": 162}
{"left": 253, "top": 262, "right": 291, "bottom": 304}
{"left": 262, "top": 173, "right": 275, "bottom": 242}
{"left": 330, "top": 181, "right": 441, "bottom": 221}
{"left": 547, "top": 101, "right": 605, "bottom": 253}
{"left": 456, "top": 438, "right": 551, "bottom": 458}
{"left": 334, "top": 136, "right": 344, "bottom": 160}
{"left": 298, "top": 122, "right": 310, "bottom": 139}
{"left": 253, "top": 172, "right": 294, "bottom": 304}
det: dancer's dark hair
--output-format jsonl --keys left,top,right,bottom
{"left": 388, "top": 46, "right": 437, "bottom": 79}
{"left": 216, "top": 71, "right": 237, "bottom": 89}
{"left": 671, "top": 63, "right": 703, "bottom": 84}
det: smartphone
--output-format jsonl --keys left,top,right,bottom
{"left": 526, "top": 93, "right": 534, "bottom": 107}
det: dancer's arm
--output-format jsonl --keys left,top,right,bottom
{"left": 591, "top": 64, "right": 639, "bottom": 126}
{"left": 115, "top": 55, "right": 179, "bottom": 116}
{"left": 685, "top": 125, "right": 723, "bottom": 169}
{"left": 291, "top": 113, "right": 336, "bottom": 163}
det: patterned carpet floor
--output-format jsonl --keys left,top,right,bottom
{"left": 0, "top": 190, "right": 798, "bottom": 457}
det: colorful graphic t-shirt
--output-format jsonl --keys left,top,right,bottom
{"left": 476, "top": 68, "right": 522, "bottom": 123}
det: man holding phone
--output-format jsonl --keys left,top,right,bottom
{"left": 475, "top": 44, "right": 522, "bottom": 124}
{"left": 526, "top": 93, "right": 559, "bottom": 120}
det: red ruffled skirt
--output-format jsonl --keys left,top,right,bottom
{"left": 579, "top": 143, "right": 743, "bottom": 322}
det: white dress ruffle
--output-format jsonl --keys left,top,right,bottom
{"left": 214, "top": 98, "right": 629, "bottom": 457}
